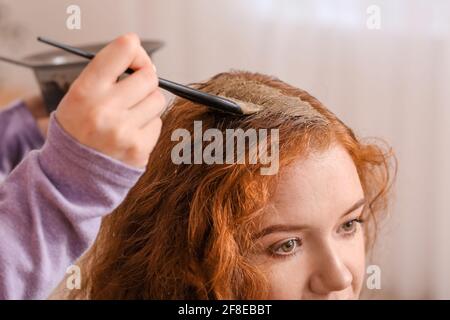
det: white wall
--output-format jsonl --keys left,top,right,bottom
{"left": 1, "top": 0, "right": 449, "bottom": 299}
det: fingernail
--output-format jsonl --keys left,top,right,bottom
{"left": 152, "top": 64, "right": 157, "bottom": 73}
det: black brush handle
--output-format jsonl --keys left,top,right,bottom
{"left": 157, "top": 78, "right": 242, "bottom": 114}
{"left": 37, "top": 37, "right": 243, "bottom": 115}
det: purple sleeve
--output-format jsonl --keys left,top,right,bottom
{"left": 0, "top": 113, "right": 144, "bottom": 300}
{"left": 0, "top": 101, "right": 45, "bottom": 182}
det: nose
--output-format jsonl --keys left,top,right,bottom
{"left": 308, "top": 242, "right": 353, "bottom": 295}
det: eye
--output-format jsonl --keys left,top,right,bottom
{"left": 339, "top": 218, "right": 364, "bottom": 236}
{"left": 270, "top": 238, "right": 302, "bottom": 257}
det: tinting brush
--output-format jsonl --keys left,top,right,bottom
{"left": 37, "top": 36, "right": 262, "bottom": 116}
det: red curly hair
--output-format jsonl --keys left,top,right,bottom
{"left": 70, "top": 71, "right": 395, "bottom": 299}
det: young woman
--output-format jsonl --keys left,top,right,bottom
{"left": 62, "top": 70, "right": 395, "bottom": 300}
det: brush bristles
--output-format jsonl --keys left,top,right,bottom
{"left": 225, "top": 97, "right": 263, "bottom": 115}
{"left": 238, "top": 101, "right": 264, "bottom": 115}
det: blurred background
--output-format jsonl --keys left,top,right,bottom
{"left": 0, "top": 0, "right": 449, "bottom": 299}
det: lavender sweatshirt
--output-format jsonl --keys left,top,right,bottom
{"left": 0, "top": 101, "right": 144, "bottom": 299}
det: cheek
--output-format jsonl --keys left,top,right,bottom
{"left": 262, "top": 257, "right": 310, "bottom": 299}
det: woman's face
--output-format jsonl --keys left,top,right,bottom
{"left": 251, "top": 144, "right": 366, "bottom": 299}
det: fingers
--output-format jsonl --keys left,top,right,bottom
{"left": 112, "top": 47, "right": 159, "bottom": 108}
{"left": 127, "top": 41, "right": 153, "bottom": 72}
{"left": 138, "top": 117, "right": 164, "bottom": 155}
{"left": 125, "top": 117, "right": 163, "bottom": 168}
{"left": 140, "top": 117, "right": 163, "bottom": 149}
{"left": 127, "top": 89, "right": 167, "bottom": 129}
{"left": 78, "top": 33, "right": 153, "bottom": 89}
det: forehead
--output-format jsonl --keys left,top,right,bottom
{"left": 264, "top": 144, "right": 364, "bottom": 228}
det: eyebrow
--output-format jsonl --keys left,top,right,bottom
{"left": 254, "top": 197, "right": 366, "bottom": 240}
